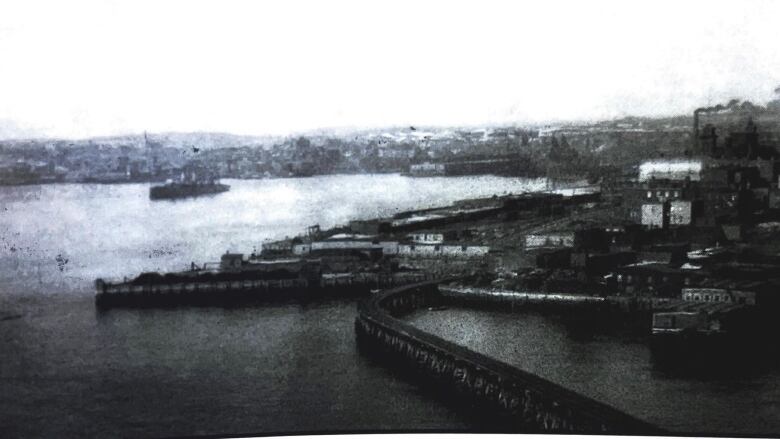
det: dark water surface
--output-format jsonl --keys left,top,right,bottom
{"left": 1, "top": 295, "right": 472, "bottom": 437}
{"left": 1, "top": 175, "right": 547, "bottom": 437}
{"left": 8, "top": 175, "right": 773, "bottom": 437}
{"left": 406, "top": 307, "right": 780, "bottom": 436}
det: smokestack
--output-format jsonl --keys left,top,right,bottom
{"left": 692, "top": 104, "right": 727, "bottom": 153}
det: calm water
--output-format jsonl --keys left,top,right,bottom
{"left": 0, "top": 174, "right": 548, "bottom": 294}
{"left": 8, "top": 175, "right": 771, "bottom": 436}
{"left": 407, "top": 308, "right": 780, "bottom": 436}
{"left": 0, "top": 174, "right": 547, "bottom": 437}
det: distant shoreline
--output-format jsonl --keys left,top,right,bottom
{"left": 0, "top": 170, "right": 562, "bottom": 188}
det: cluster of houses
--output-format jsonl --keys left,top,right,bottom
{"left": 256, "top": 188, "right": 602, "bottom": 279}
{"left": 261, "top": 229, "right": 492, "bottom": 277}
{"left": 252, "top": 114, "right": 780, "bottom": 311}
{"left": 516, "top": 118, "right": 780, "bottom": 307}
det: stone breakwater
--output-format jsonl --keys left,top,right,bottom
{"left": 354, "top": 281, "right": 663, "bottom": 434}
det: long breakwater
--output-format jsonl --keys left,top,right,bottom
{"left": 354, "top": 281, "right": 663, "bottom": 434}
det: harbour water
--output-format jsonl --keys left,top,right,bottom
{"left": 0, "top": 174, "right": 544, "bottom": 437}
{"left": 0, "top": 174, "right": 549, "bottom": 294}
{"left": 3, "top": 174, "right": 778, "bottom": 436}
{"left": 406, "top": 307, "right": 780, "bottom": 436}
{"left": 1, "top": 295, "right": 472, "bottom": 437}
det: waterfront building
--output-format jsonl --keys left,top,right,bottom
{"left": 608, "top": 262, "right": 702, "bottom": 298}
{"left": 625, "top": 159, "right": 770, "bottom": 229}
{"left": 261, "top": 239, "right": 297, "bottom": 257}
{"left": 524, "top": 230, "right": 575, "bottom": 250}
{"left": 408, "top": 233, "right": 444, "bottom": 244}
{"left": 397, "top": 243, "right": 490, "bottom": 259}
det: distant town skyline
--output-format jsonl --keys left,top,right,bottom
{"left": 1, "top": 0, "right": 780, "bottom": 140}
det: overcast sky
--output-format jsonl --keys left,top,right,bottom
{"left": 1, "top": 0, "right": 780, "bottom": 139}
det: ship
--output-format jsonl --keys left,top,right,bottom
{"left": 149, "top": 179, "right": 230, "bottom": 200}
{"left": 149, "top": 165, "right": 229, "bottom": 200}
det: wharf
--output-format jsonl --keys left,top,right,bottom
{"left": 355, "top": 280, "right": 663, "bottom": 434}
{"left": 441, "top": 285, "right": 682, "bottom": 311}
{"left": 95, "top": 271, "right": 435, "bottom": 308}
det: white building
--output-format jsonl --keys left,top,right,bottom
{"left": 397, "top": 244, "right": 489, "bottom": 259}
{"left": 408, "top": 233, "right": 444, "bottom": 244}
{"left": 524, "top": 231, "right": 575, "bottom": 249}
{"left": 669, "top": 200, "right": 693, "bottom": 226}
{"left": 682, "top": 287, "right": 756, "bottom": 305}
{"left": 638, "top": 160, "right": 703, "bottom": 182}
{"left": 641, "top": 203, "right": 664, "bottom": 228}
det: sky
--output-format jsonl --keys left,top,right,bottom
{"left": 1, "top": 0, "right": 780, "bottom": 139}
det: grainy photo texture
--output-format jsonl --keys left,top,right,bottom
{"left": 2, "top": 1, "right": 780, "bottom": 437}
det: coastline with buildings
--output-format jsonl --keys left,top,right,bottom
{"left": 5, "top": 1, "right": 780, "bottom": 436}
{"left": 6, "top": 102, "right": 780, "bottom": 436}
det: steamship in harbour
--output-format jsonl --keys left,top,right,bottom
{"left": 149, "top": 166, "right": 230, "bottom": 200}
{"left": 142, "top": 132, "right": 230, "bottom": 200}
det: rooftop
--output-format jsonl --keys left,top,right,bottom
{"left": 638, "top": 159, "right": 704, "bottom": 182}
{"left": 327, "top": 233, "right": 376, "bottom": 241}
